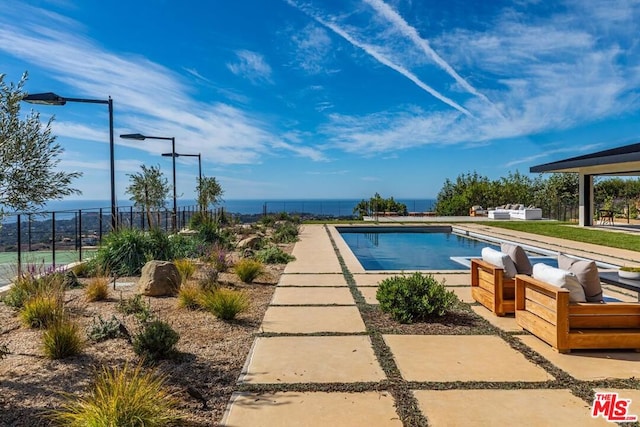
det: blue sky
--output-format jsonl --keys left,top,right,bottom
{"left": 2, "top": 0, "right": 640, "bottom": 202}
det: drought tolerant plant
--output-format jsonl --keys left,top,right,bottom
{"left": 234, "top": 259, "right": 263, "bottom": 283}
{"left": 206, "top": 244, "right": 230, "bottom": 272}
{"left": 147, "top": 227, "right": 173, "bottom": 261}
{"left": 132, "top": 320, "right": 180, "bottom": 362}
{"left": 254, "top": 245, "right": 295, "bottom": 264}
{"left": 92, "top": 228, "right": 150, "bottom": 276}
{"left": 117, "top": 294, "right": 152, "bottom": 322}
{"left": 177, "top": 284, "right": 202, "bottom": 310}
{"left": 50, "top": 363, "right": 180, "bottom": 426}
{"left": 170, "top": 233, "right": 205, "bottom": 259}
{"left": 84, "top": 276, "right": 109, "bottom": 302}
{"left": 174, "top": 258, "right": 197, "bottom": 283}
{"left": 87, "top": 315, "right": 123, "bottom": 342}
{"left": 271, "top": 221, "right": 300, "bottom": 243}
{"left": 42, "top": 317, "right": 84, "bottom": 359}
{"left": 199, "top": 288, "right": 249, "bottom": 321}
{"left": 197, "top": 265, "right": 219, "bottom": 291}
{"left": 3, "top": 267, "right": 65, "bottom": 309}
{"left": 20, "top": 294, "right": 63, "bottom": 328}
{"left": 0, "top": 343, "right": 9, "bottom": 359}
{"left": 376, "top": 272, "right": 458, "bottom": 324}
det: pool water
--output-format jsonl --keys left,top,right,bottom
{"left": 339, "top": 228, "right": 500, "bottom": 270}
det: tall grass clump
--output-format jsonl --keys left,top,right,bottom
{"left": 84, "top": 276, "right": 110, "bottom": 302}
{"left": 254, "top": 245, "right": 295, "bottom": 264}
{"left": 234, "top": 259, "right": 263, "bottom": 283}
{"left": 92, "top": 228, "right": 150, "bottom": 276}
{"left": 20, "top": 294, "right": 63, "bottom": 329}
{"left": 132, "top": 320, "right": 180, "bottom": 362}
{"left": 3, "top": 269, "right": 65, "bottom": 309}
{"left": 147, "top": 227, "right": 173, "bottom": 261}
{"left": 177, "top": 284, "right": 202, "bottom": 310}
{"left": 50, "top": 363, "right": 180, "bottom": 426}
{"left": 376, "top": 272, "right": 458, "bottom": 324}
{"left": 199, "top": 288, "right": 249, "bottom": 321}
{"left": 174, "top": 258, "right": 197, "bottom": 283}
{"left": 42, "top": 317, "right": 84, "bottom": 359}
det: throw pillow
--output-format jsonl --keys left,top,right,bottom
{"left": 481, "top": 247, "right": 518, "bottom": 278}
{"left": 501, "top": 243, "right": 533, "bottom": 275}
{"left": 532, "top": 263, "right": 586, "bottom": 302}
{"left": 557, "top": 254, "right": 603, "bottom": 302}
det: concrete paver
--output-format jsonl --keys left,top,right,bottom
{"left": 470, "top": 306, "right": 522, "bottom": 332}
{"left": 222, "top": 391, "right": 402, "bottom": 427}
{"left": 278, "top": 273, "right": 347, "bottom": 287}
{"left": 358, "top": 286, "right": 379, "bottom": 304}
{"left": 518, "top": 335, "right": 640, "bottom": 380}
{"left": 261, "top": 306, "right": 365, "bottom": 333}
{"left": 384, "top": 335, "right": 553, "bottom": 382}
{"left": 239, "top": 336, "right": 386, "bottom": 383}
{"left": 352, "top": 274, "right": 395, "bottom": 286}
{"left": 271, "top": 287, "right": 355, "bottom": 305}
{"left": 414, "top": 389, "right": 608, "bottom": 426}
{"left": 285, "top": 225, "right": 342, "bottom": 273}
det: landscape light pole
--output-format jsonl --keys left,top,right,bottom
{"left": 22, "top": 92, "right": 117, "bottom": 230}
{"left": 120, "top": 133, "right": 177, "bottom": 231}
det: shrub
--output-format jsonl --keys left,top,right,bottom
{"left": 3, "top": 270, "right": 65, "bottom": 309}
{"left": 85, "top": 277, "right": 110, "bottom": 302}
{"left": 147, "top": 228, "right": 173, "bottom": 261}
{"left": 70, "top": 262, "right": 92, "bottom": 278}
{"left": 197, "top": 266, "right": 219, "bottom": 291}
{"left": 117, "top": 294, "right": 152, "bottom": 321}
{"left": 272, "top": 221, "right": 300, "bottom": 243}
{"left": 199, "top": 288, "right": 249, "bottom": 321}
{"left": 42, "top": 318, "right": 84, "bottom": 359}
{"left": 170, "top": 234, "right": 205, "bottom": 259}
{"left": 254, "top": 245, "right": 295, "bottom": 264}
{"left": 376, "top": 273, "right": 458, "bottom": 323}
{"left": 20, "top": 294, "right": 63, "bottom": 328}
{"left": 132, "top": 320, "right": 180, "bottom": 362}
{"left": 206, "top": 244, "right": 230, "bottom": 272}
{"left": 174, "top": 258, "right": 197, "bottom": 283}
{"left": 177, "top": 284, "right": 202, "bottom": 310}
{"left": 50, "top": 363, "right": 180, "bottom": 426}
{"left": 234, "top": 259, "right": 263, "bottom": 283}
{"left": 87, "top": 315, "right": 123, "bottom": 342}
{"left": 92, "top": 228, "right": 151, "bottom": 276}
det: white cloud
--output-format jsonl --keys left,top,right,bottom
{"left": 0, "top": 8, "right": 325, "bottom": 166}
{"left": 290, "top": 24, "right": 337, "bottom": 74}
{"left": 226, "top": 50, "right": 273, "bottom": 84}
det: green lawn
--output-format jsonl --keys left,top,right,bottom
{"left": 483, "top": 222, "right": 640, "bottom": 252}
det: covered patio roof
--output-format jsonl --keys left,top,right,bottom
{"left": 530, "top": 142, "right": 640, "bottom": 226}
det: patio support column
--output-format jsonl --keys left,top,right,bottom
{"left": 579, "top": 173, "right": 593, "bottom": 226}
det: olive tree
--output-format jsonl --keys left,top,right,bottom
{"left": 197, "top": 176, "right": 224, "bottom": 213}
{"left": 125, "top": 164, "right": 170, "bottom": 228}
{"left": 0, "top": 72, "right": 81, "bottom": 215}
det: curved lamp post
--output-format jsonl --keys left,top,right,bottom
{"left": 120, "top": 133, "right": 177, "bottom": 231}
{"left": 22, "top": 92, "right": 117, "bottom": 230}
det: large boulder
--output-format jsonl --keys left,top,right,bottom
{"left": 237, "top": 235, "right": 263, "bottom": 250}
{"left": 138, "top": 260, "right": 181, "bottom": 297}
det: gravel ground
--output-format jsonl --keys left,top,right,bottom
{"left": 0, "top": 262, "right": 285, "bottom": 426}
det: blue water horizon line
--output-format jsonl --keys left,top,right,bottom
{"left": 5, "top": 197, "right": 437, "bottom": 217}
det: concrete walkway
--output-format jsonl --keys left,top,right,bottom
{"left": 222, "top": 224, "right": 640, "bottom": 426}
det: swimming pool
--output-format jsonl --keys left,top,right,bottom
{"left": 338, "top": 226, "right": 504, "bottom": 270}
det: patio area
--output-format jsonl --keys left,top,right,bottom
{"left": 221, "top": 224, "right": 640, "bottom": 426}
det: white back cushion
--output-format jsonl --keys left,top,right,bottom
{"left": 481, "top": 247, "right": 517, "bottom": 278}
{"left": 532, "top": 263, "right": 586, "bottom": 302}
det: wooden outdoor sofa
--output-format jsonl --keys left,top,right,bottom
{"left": 515, "top": 274, "right": 640, "bottom": 353}
{"left": 470, "top": 258, "right": 515, "bottom": 316}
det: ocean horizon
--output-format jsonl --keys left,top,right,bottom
{"left": 2, "top": 198, "right": 437, "bottom": 221}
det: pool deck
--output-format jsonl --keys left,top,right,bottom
{"left": 221, "top": 224, "right": 640, "bottom": 426}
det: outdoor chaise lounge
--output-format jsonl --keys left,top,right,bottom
{"left": 470, "top": 244, "right": 532, "bottom": 316}
{"left": 515, "top": 274, "right": 640, "bottom": 352}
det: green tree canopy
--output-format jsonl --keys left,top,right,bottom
{"left": 125, "top": 164, "right": 169, "bottom": 228}
{"left": 197, "top": 176, "right": 224, "bottom": 213}
{"left": 0, "top": 72, "right": 81, "bottom": 213}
